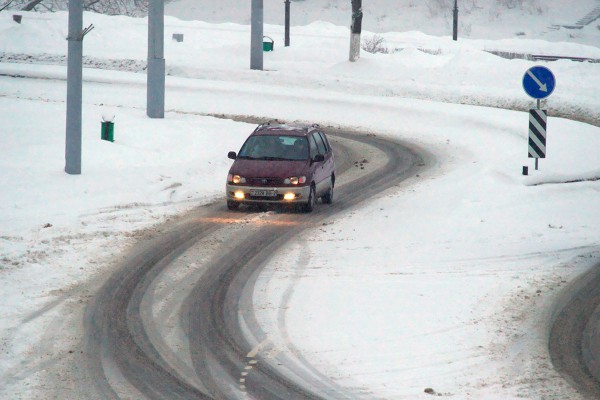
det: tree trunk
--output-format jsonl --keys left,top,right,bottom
{"left": 349, "top": 0, "right": 362, "bottom": 62}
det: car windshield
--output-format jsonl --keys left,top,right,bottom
{"left": 238, "top": 135, "right": 309, "bottom": 161}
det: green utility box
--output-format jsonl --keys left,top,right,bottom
{"left": 101, "top": 121, "right": 114, "bottom": 142}
{"left": 263, "top": 36, "right": 274, "bottom": 52}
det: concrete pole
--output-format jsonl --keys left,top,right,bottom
{"left": 65, "top": 0, "right": 83, "bottom": 175}
{"left": 147, "top": 0, "right": 165, "bottom": 118}
{"left": 453, "top": 0, "right": 458, "bottom": 41}
{"left": 285, "top": 0, "right": 290, "bottom": 47}
{"left": 251, "top": 0, "right": 263, "bottom": 70}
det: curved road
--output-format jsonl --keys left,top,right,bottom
{"left": 79, "top": 122, "right": 600, "bottom": 400}
{"left": 549, "top": 261, "right": 600, "bottom": 399}
{"left": 81, "top": 129, "right": 426, "bottom": 399}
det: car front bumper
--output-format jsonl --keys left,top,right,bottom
{"left": 226, "top": 184, "right": 311, "bottom": 204}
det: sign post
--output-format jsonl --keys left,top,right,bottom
{"left": 522, "top": 66, "right": 556, "bottom": 171}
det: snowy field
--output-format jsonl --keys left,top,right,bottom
{"left": 1, "top": 6, "right": 600, "bottom": 399}
{"left": 166, "top": 0, "right": 600, "bottom": 46}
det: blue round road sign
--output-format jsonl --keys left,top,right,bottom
{"left": 522, "top": 66, "right": 556, "bottom": 99}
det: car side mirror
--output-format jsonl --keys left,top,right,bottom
{"left": 313, "top": 154, "right": 325, "bottom": 163}
{"left": 228, "top": 151, "right": 237, "bottom": 160}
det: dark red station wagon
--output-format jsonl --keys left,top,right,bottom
{"left": 226, "top": 123, "right": 336, "bottom": 212}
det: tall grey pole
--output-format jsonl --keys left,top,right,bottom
{"left": 284, "top": 0, "right": 290, "bottom": 47}
{"left": 250, "top": 0, "right": 263, "bottom": 70}
{"left": 65, "top": 0, "right": 83, "bottom": 175}
{"left": 147, "top": 0, "right": 165, "bottom": 118}
{"left": 452, "top": 0, "right": 458, "bottom": 41}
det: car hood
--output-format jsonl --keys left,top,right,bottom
{"left": 229, "top": 159, "right": 309, "bottom": 178}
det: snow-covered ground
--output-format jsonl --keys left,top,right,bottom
{"left": 1, "top": 6, "right": 600, "bottom": 399}
{"left": 166, "top": 0, "right": 600, "bottom": 46}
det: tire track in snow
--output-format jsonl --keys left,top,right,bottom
{"left": 83, "top": 129, "right": 425, "bottom": 399}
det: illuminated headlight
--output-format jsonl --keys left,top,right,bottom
{"left": 284, "top": 176, "right": 306, "bottom": 185}
{"left": 234, "top": 191, "right": 245, "bottom": 199}
{"left": 283, "top": 193, "right": 296, "bottom": 201}
{"left": 228, "top": 174, "right": 246, "bottom": 184}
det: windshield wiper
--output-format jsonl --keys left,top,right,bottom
{"left": 259, "top": 156, "right": 287, "bottom": 161}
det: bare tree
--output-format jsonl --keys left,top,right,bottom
{"left": 4, "top": 0, "right": 147, "bottom": 16}
{"left": 0, "top": 0, "right": 14, "bottom": 12}
{"left": 362, "top": 34, "right": 388, "bottom": 54}
{"left": 84, "top": 0, "right": 147, "bottom": 16}
{"left": 22, "top": 0, "right": 44, "bottom": 11}
{"left": 349, "top": 0, "right": 362, "bottom": 62}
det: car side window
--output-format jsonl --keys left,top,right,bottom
{"left": 317, "top": 132, "right": 330, "bottom": 153}
{"left": 313, "top": 133, "right": 326, "bottom": 155}
{"left": 308, "top": 135, "right": 319, "bottom": 157}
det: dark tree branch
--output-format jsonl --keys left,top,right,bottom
{"left": 86, "top": 0, "right": 103, "bottom": 8}
{"left": 0, "top": 0, "right": 14, "bottom": 12}
{"left": 21, "top": 0, "right": 44, "bottom": 11}
{"left": 5, "top": 0, "right": 149, "bottom": 17}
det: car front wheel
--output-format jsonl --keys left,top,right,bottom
{"left": 302, "top": 185, "right": 316, "bottom": 212}
{"left": 227, "top": 200, "right": 240, "bottom": 210}
{"left": 321, "top": 181, "right": 334, "bottom": 205}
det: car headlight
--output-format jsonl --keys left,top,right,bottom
{"left": 283, "top": 193, "right": 296, "bottom": 201}
{"left": 228, "top": 174, "right": 246, "bottom": 184}
{"left": 284, "top": 176, "right": 306, "bottom": 185}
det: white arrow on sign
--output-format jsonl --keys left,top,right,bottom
{"left": 527, "top": 70, "right": 548, "bottom": 92}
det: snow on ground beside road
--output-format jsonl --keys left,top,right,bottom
{"left": 1, "top": 96, "right": 249, "bottom": 235}
{"left": 3, "top": 11, "right": 600, "bottom": 125}
{"left": 165, "top": 0, "right": 600, "bottom": 46}
{"left": 1, "top": 9, "right": 600, "bottom": 399}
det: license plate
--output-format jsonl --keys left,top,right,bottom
{"left": 250, "top": 189, "right": 277, "bottom": 197}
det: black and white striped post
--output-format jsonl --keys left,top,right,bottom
{"left": 528, "top": 106, "right": 547, "bottom": 170}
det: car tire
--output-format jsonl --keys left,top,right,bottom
{"left": 227, "top": 200, "right": 240, "bottom": 210}
{"left": 321, "top": 180, "right": 334, "bottom": 205}
{"left": 302, "top": 185, "right": 316, "bottom": 213}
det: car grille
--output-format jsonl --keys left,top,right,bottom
{"left": 246, "top": 194, "right": 286, "bottom": 201}
{"left": 246, "top": 177, "right": 284, "bottom": 187}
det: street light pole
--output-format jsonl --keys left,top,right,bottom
{"left": 147, "top": 0, "right": 165, "bottom": 118}
{"left": 251, "top": 0, "right": 264, "bottom": 70}
{"left": 453, "top": 0, "right": 458, "bottom": 41}
{"left": 285, "top": 0, "right": 290, "bottom": 47}
{"left": 65, "top": 0, "right": 83, "bottom": 175}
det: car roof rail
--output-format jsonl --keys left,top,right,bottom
{"left": 253, "top": 119, "right": 281, "bottom": 133}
